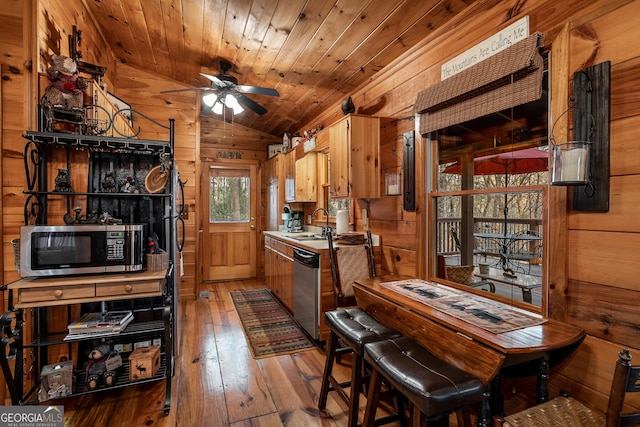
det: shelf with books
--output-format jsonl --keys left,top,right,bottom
{"left": 25, "top": 320, "right": 166, "bottom": 347}
{"left": 67, "top": 310, "right": 134, "bottom": 335}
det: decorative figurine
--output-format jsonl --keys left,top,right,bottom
{"left": 101, "top": 171, "right": 117, "bottom": 193}
{"left": 120, "top": 176, "right": 139, "bottom": 193}
{"left": 53, "top": 168, "right": 73, "bottom": 192}
{"left": 83, "top": 341, "right": 120, "bottom": 391}
{"left": 100, "top": 212, "right": 122, "bottom": 224}
{"left": 41, "top": 54, "right": 88, "bottom": 111}
{"left": 64, "top": 207, "right": 100, "bottom": 224}
{"left": 341, "top": 96, "right": 355, "bottom": 115}
{"left": 147, "top": 233, "right": 165, "bottom": 254}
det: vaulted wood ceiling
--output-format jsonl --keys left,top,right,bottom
{"left": 85, "top": 0, "right": 477, "bottom": 137}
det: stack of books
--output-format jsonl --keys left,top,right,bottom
{"left": 64, "top": 311, "right": 134, "bottom": 341}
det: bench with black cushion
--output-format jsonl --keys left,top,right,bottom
{"left": 363, "top": 336, "right": 484, "bottom": 427}
{"left": 318, "top": 308, "right": 402, "bottom": 427}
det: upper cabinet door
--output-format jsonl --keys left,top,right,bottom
{"left": 349, "top": 115, "right": 380, "bottom": 199}
{"left": 329, "top": 115, "right": 380, "bottom": 199}
{"left": 295, "top": 152, "right": 317, "bottom": 202}
{"left": 329, "top": 117, "right": 350, "bottom": 198}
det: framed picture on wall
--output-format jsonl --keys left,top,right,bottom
{"left": 107, "top": 92, "right": 133, "bottom": 126}
{"left": 267, "top": 143, "right": 284, "bottom": 159}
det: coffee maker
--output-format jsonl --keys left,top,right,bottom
{"left": 282, "top": 207, "right": 304, "bottom": 232}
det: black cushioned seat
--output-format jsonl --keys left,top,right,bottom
{"left": 318, "top": 308, "right": 402, "bottom": 427}
{"left": 363, "top": 336, "right": 484, "bottom": 427}
{"left": 325, "top": 308, "right": 402, "bottom": 353}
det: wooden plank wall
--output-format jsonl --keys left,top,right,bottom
{"left": 0, "top": 0, "right": 26, "bottom": 404}
{"left": 3, "top": 0, "right": 640, "bottom": 414}
{"left": 1, "top": 1, "right": 26, "bottom": 291}
{"left": 296, "top": 0, "right": 640, "bottom": 411}
{"left": 112, "top": 63, "right": 200, "bottom": 300}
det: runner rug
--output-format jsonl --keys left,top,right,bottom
{"left": 230, "top": 288, "right": 315, "bottom": 359}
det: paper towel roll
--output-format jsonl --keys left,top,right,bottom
{"left": 336, "top": 210, "right": 349, "bottom": 234}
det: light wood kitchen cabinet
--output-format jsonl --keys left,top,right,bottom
{"left": 328, "top": 114, "right": 380, "bottom": 199}
{"left": 264, "top": 232, "right": 383, "bottom": 344}
{"left": 265, "top": 154, "right": 285, "bottom": 231}
{"left": 295, "top": 151, "right": 317, "bottom": 202}
{"left": 284, "top": 146, "right": 317, "bottom": 203}
{"left": 264, "top": 236, "right": 294, "bottom": 312}
{"left": 284, "top": 149, "right": 296, "bottom": 202}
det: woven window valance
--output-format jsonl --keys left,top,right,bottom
{"left": 415, "top": 32, "right": 545, "bottom": 135}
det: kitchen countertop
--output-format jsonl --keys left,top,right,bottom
{"left": 264, "top": 230, "right": 379, "bottom": 252}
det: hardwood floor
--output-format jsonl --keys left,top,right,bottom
{"left": 62, "top": 279, "right": 362, "bottom": 426}
{"left": 62, "top": 279, "right": 480, "bottom": 426}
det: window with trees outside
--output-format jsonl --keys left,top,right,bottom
{"left": 209, "top": 168, "right": 250, "bottom": 223}
{"left": 430, "top": 78, "right": 548, "bottom": 311}
{"left": 322, "top": 152, "right": 351, "bottom": 217}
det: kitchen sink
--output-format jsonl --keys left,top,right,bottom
{"left": 287, "top": 234, "right": 325, "bottom": 241}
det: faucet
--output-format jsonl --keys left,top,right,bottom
{"left": 311, "top": 208, "right": 330, "bottom": 236}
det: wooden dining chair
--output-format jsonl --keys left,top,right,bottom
{"left": 327, "top": 232, "right": 374, "bottom": 309}
{"left": 499, "top": 347, "right": 640, "bottom": 427}
{"left": 320, "top": 232, "right": 401, "bottom": 427}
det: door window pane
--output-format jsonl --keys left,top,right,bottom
{"left": 209, "top": 168, "right": 250, "bottom": 223}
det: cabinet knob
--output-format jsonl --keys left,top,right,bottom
{"left": 124, "top": 284, "right": 133, "bottom": 293}
{"left": 53, "top": 290, "right": 63, "bottom": 298}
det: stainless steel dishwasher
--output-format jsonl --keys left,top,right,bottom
{"left": 293, "top": 247, "right": 320, "bottom": 340}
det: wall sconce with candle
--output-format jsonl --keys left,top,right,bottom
{"left": 385, "top": 172, "right": 402, "bottom": 196}
{"left": 550, "top": 61, "right": 610, "bottom": 212}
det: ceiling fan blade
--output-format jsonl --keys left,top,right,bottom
{"left": 236, "top": 85, "right": 279, "bottom": 97}
{"left": 200, "top": 72, "right": 234, "bottom": 88}
{"left": 235, "top": 93, "right": 268, "bottom": 115}
{"left": 160, "top": 87, "right": 214, "bottom": 94}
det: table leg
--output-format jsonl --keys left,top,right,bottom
{"left": 521, "top": 289, "right": 533, "bottom": 303}
{"left": 536, "top": 359, "right": 549, "bottom": 403}
{"left": 479, "top": 385, "right": 492, "bottom": 427}
{"left": 490, "top": 373, "right": 504, "bottom": 415}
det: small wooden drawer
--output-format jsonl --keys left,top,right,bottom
{"left": 276, "top": 241, "right": 294, "bottom": 257}
{"left": 96, "top": 280, "right": 161, "bottom": 297}
{"left": 19, "top": 284, "right": 95, "bottom": 305}
{"left": 270, "top": 237, "right": 279, "bottom": 249}
{"left": 283, "top": 244, "right": 294, "bottom": 258}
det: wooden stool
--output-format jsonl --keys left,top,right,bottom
{"left": 318, "top": 308, "right": 402, "bottom": 427}
{"left": 363, "top": 336, "right": 484, "bottom": 427}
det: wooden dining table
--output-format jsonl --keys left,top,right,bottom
{"left": 353, "top": 276, "right": 585, "bottom": 425}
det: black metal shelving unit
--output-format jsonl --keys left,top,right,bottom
{"left": 0, "top": 108, "right": 178, "bottom": 414}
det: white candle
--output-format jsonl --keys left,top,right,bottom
{"left": 560, "top": 147, "right": 588, "bottom": 182}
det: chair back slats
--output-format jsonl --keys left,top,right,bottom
{"left": 335, "top": 245, "right": 370, "bottom": 298}
{"left": 606, "top": 348, "right": 640, "bottom": 427}
{"left": 327, "top": 232, "right": 342, "bottom": 309}
{"left": 327, "top": 231, "right": 372, "bottom": 309}
{"left": 627, "top": 366, "right": 640, "bottom": 392}
{"left": 366, "top": 230, "right": 376, "bottom": 277}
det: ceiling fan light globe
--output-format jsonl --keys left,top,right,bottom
{"left": 232, "top": 104, "right": 244, "bottom": 115}
{"left": 212, "top": 101, "right": 224, "bottom": 115}
{"left": 202, "top": 93, "right": 217, "bottom": 107}
{"left": 225, "top": 93, "right": 244, "bottom": 115}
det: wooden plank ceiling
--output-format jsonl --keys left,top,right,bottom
{"left": 84, "top": 0, "right": 477, "bottom": 137}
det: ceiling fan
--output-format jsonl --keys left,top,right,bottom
{"left": 162, "top": 60, "right": 279, "bottom": 115}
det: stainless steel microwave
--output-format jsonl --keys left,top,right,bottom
{"left": 20, "top": 224, "right": 144, "bottom": 277}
